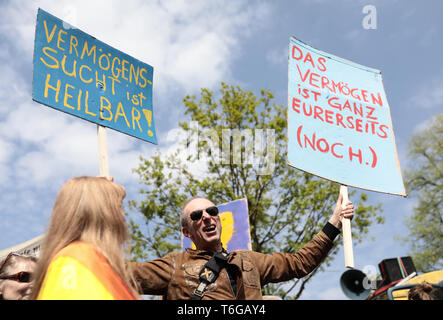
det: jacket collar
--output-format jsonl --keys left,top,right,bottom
{"left": 185, "top": 247, "right": 229, "bottom": 257}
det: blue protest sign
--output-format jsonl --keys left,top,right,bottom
{"left": 32, "top": 8, "right": 157, "bottom": 144}
{"left": 288, "top": 37, "right": 405, "bottom": 196}
{"left": 182, "top": 198, "right": 252, "bottom": 251}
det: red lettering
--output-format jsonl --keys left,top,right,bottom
{"left": 301, "top": 88, "right": 310, "bottom": 99}
{"left": 377, "top": 124, "right": 389, "bottom": 138}
{"left": 296, "top": 64, "right": 310, "bottom": 82}
{"left": 336, "top": 113, "right": 346, "bottom": 128}
{"left": 297, "top": 125, "right": 303, "bottom": 148}
{"left": 302, "top": 103, "right": 312, "bottom": 116}
{"left": 328, "top": 97, "right": 341, "bottom": 110}
{"left": 303, "top": 52, "right": 316, "bottom": 68}
{"left": 346, "top": 116, "right": 355, "bottom": 129}
{"left": 324, "top": 109, "right": 334, "bottom": 124}
{"left": 311, "top": 90, "right": 321, "bottom": 101}
{"left": 367, "top": 120, "right": 379, "bottom": 134}
{"left": 292, "top": 45, "right": 303, "bottom": 60}
{"left": 361, "top": 90, "right": 369, "bottom": 102}
{"left": 331, "top": 143, "right": 344, "bottom": 158}
{"left": 353, "top": 103, "right": 363, "bottom": 117}
{"left": 317, "top": 138, "right": 329, "bottom": 153}
{"left": 309, "top": 72, "right": 320, "bottom": 88}
{"left": 321, "top": 76, "right": 332, "bottom": 91}
{"left": 292, "top": 98, "right": 300, "bottom": 113}
{"left": 298, "top": 130, "right": 348, "bottom": 162}
{"left": 292, "top": 44, "right": 327, "bottom": 72}
{"left": 349, "top": 147, "right": 362, "bottom": 164}
{"left": 317, "top": 57, "right": 327, "bottom": 72}
{"left": 314, "top": 106, "right": 324, "bottom": 121}
{"left": 371, "top": 92, "right": 383, "bottom": 107}
{"left": 355, "top": 119, "right": 363, "bottom": 132}
{"left": 365, "top": 106, "right": 377, "bottom": 120}
{"left": 369, "top": 146, "right": 377, "bottom": 168}
{"left": 331, "top": 80, "right": 341, "bottom": 94}
{"left": 304, "top": 132, "right": 316, "bottom": 150}
{"left": 343, "top": 100, "right": 352, "bottom": 112}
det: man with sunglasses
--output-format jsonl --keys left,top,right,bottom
{"left": 181, "top": 198, "right": 223, "bottom": 253}
{"left": 133, "top": 194, "right": 354, "bottom": 300}
{"left": 0, "top": 252, "right": 37, "bottom": 300}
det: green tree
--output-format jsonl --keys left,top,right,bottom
{"left": 129, "top": 83, "right": 384, "bottom": 299}
{"left": 403, "top": 113, "right": 443, "bottom": 272}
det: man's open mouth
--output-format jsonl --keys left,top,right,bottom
{"left": 203, "top": 225, "right": 216, "bottom": 232}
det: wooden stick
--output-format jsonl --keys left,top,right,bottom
{"left": 340, "top": 185, "right": 354, "bottom": 268}
{"left": 97, "top": 125, "right": 110, "bottom": 178}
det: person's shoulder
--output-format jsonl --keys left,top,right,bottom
{"left": 160, "top": 250, "right": 186, "bottom": 259}
{"left": 52, "top": 241, "right": 104, "bottom": 270}
{"left": 232, "top": 249, "right": 252, "bottom": 254}
{"left": 149, "top": 250, "right": 187, "bottom": 262}
{"left": 54, "top": 241, "right": 94, "bottom": 259}
{"left": 231, "top": 249, "right": 262, "bottom": 259}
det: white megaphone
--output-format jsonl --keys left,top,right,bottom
{"left": 338, "top": 186, "right": 370, "bottom": 300}
{"left": 340, "top": 268, "right": 371, "bottom": 300}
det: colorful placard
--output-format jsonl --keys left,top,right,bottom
{"left": 182, "top": 198, "right": 252, "bottom": 252}
{"left": 32, "top": 8, "right": 157, "bottom": 144}
{"left": 288, "top": 36, "right": 405, "bottom": 196}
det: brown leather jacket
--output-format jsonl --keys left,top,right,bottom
{"left": 132, "top": 223, "right": 338, "bottom": 300}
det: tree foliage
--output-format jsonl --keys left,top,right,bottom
{"left": 403, "top": 113, "right": 443, "bottom": 272}
{"left": 129, "top": 83, "right": 384, "bottom": 299}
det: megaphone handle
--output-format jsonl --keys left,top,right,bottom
{"left": 340, "top": 185, "right": 354, "bottom": 269}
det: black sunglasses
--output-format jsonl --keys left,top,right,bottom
{"left": 0, "top": 271, "right": 32, "bottom": 283}
{"left": 190, "top": 206, "right": 219, "bottom": 221}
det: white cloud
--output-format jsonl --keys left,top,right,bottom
{"left": 266, "top": 46, "right": 287, "bottom": 66}
{"left": 0, "top": 65, "right": 27, "bottom": 116}
{"left": 412, "top": 117, "right": 432, "bottom": 135}
{"left": 343, "top": 29, "right": 362, "bottom": 40}
{"left": 2, "top": 103, "right": 63, "bottom": 143}
{"left": 410, "top": 76, "right": 443, "bottom": 109}
{"left": 155, "top": 124, "right": 211, "bottom": 178}
{"left": 1, "top": 0, "right": 270, "bottom": 94}
{"left": 0, "top": 0, "right": 271, "bottom": 189}
{"left": 0, "top": 138, "right": 14, "bottom": 163}
{"left": 0, "top": 138, "right": 14, "bottom": 182}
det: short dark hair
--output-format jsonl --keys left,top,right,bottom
{"left": 408, "top": 281, "right": 435, "bottom": 300}
{"left": 180, "top": 196, "right": 207, "bottom": 227}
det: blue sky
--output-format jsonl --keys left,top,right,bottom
{"left": 0, "top": 0, "right": 441, "bottom": 299}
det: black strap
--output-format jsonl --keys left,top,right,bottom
{"left": 191, "top": 251, "right": 228, "bottom": 300}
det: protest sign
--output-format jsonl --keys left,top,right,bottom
{"left": 182, "top": 198, "right": 252, "bottom": 252}
{"left": 287, "top": 36, "right": 405, "bottom": 196}
{"left": 0, "top": 234, "right": 44, "bottom": 260}
{"left": 32, "top": 8, "right": 157, "bottom": 144}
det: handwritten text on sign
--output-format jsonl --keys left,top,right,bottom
{"left": 33, "top": 8, "right": 157, "bottom": 144}
{"left": 287, "top": 37, "right": 405, "bottom": 195}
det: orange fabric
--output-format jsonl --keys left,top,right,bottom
{"left": 38, "top": 242, "right": 134, "bottom": 300}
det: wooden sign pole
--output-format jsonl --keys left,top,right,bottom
{"left": 340, "top": 185, "right": 354, "bottom": 269}
{"left": 97, "top": 125, "right": 110, "bottom": 178}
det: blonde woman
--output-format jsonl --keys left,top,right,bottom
{"left": 31, "top": 176, "right": 140, "bottom": 300}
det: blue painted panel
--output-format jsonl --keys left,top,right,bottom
{"left": 33, "top": 8, "right": 157, "bottom": 144}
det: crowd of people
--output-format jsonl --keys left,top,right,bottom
{"left": 0, "top": 175, "right": 437, "bottom": 300}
